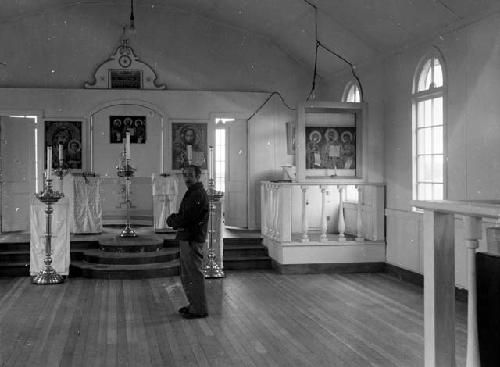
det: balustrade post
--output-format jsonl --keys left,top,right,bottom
{"left": 301, "top": 186, "right": 309, "bottom": 242}
{"left": 261, "top": 183, "right": 268, "bottom": 237}
{"left": 355, "top": 185, "right": 364, "bottom": 241}
{"left": 337, "top": 185, "right": 346, "bottom": 241}
{"left": 279, "top": 185, "right": 292, "bottom": 242}
{"left": 272, "top": 184, "right": 280, "bottom": 240}
{"left": 267, "top": 184, "right": 274, "bottom": 238}
{"left": 320, "top": 186, "right": 328, "bottom": 242}
{"left": 463, "top": 216, "right": 481, "bottom": 367}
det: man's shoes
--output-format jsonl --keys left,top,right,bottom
{"left": 178, "top": 306, "right": 190, "bottom": 314}
{"left": 182, "top": 312, "right": 208, "bottom": 319}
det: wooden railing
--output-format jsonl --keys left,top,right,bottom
{"left": 412, "top": 200, "right": 500, "bottom": 367}
{"left": 261, "top": 181, "right": 384, "bottom": 243}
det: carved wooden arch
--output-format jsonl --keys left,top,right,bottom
{"left": 84, "top": 39, "right": 165, "bottom": 90}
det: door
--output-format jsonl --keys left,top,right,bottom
{"left": 224, "top": 119, "right": 248, "bottom": 228}
{"left": 1, "top": 116, "right": 36, "bottom": 232}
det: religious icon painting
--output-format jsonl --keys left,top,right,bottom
{"left": 171, "top": 122, "right": 208, "bottom": 170}
{"left": 45, "top": 120, "right": 82, "bottom": 169}
{"left": 109, "top": 116, "right": 146, "bottom": 144}
{"left": 305, "top": 126, "right": 356, "bottom": 170}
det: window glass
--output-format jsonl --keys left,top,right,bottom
{"left": 413, "top": 54, "right": 445, "bottom": 201}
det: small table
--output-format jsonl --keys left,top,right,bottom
{"left": 30, "top": 196, "right": 70, "bottom": 276}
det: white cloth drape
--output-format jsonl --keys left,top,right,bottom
{"left": 62, "top": 174, "right": 102, "bottom": 234}
{"left": 30, "top": 196, "right": 70, "bottom": 276}
{"left": 152, "top": 174, "right": 179, "bottom": 231}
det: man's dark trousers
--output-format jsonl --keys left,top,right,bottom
{"left": 179, "top": 240, "right": 207, "bottom": 314}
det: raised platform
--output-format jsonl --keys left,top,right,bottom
{"left": 0, "top": 226, "right": 272, "bottom": 278}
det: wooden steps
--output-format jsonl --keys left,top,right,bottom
{"left": 222, "top": 237, "right": 272, "bottom": 270}
{"left": 0, "top": 231, "right": 271, "bottom": 278}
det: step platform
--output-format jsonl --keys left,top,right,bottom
{"left": 70, "top": 234, "right": 180, "bottom": 279}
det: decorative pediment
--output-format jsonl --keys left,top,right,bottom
{"left": 84, "top": 39, "right": 165, "bottom": 90}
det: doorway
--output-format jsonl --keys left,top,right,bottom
{"left": 216, "top": 118, "right": 248, "bottom": 228}
{"left": 0, "top": 116, "right": 38, "bottom": 232}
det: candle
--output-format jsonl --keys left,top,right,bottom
{"left": 47, "top": 147, "right": 52, "bottom": 180}
{"left": 126, "top": 132, "right": 131, "bottom": 160}
{"left": 58, "top": 144, "right": 63, "bottom": 167}
{"left": 208, "top": 146, "right": 214, "bottom": 180}
{"left": 187, "top": 145, "right": 193, "bottom": 163}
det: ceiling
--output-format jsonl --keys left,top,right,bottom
{"left": 2, "top": 0, "right": 500, "bottom": 77}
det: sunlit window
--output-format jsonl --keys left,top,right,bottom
{"left": 412, "top": 53, "right": 445, "bottom": 201}
{"left": 342, "top": 81, "right": 361, "bottom": 103}
{"left": 215, "top": 118, "right": 233, "bottom": 192}
{"left": 215, "top": 128, "right": 225, "bottom": 192}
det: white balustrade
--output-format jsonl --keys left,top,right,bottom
{"left": 337, "top": 185, "right": 346, "bottom": 241}
{"left": 464, "top": 216, "right": 481, "bottom": 367}
{"left": 261, "top": 181, "right": 384, "bottom": 244}
{"left": 301, "top": 186, "right": 309, "bottom": 242}
{"left": 355, "top": 185, "right": 364, "bottom": 241}
{"left": 413, "top": 199, "right": 500, "bottom": 367}
{"left": 320, "top": 186, "right": 328, "bottom": 242}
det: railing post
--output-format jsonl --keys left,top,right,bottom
{"left": 279, "top": 185, "right": 292, "bottom": 242}
{"left": 267, "top": 184, "right": 274, "bottom": 238}
{"left": 272, "top": 184, "right": 280, "bottom": 240}
{"left": 355, "top": 185, "right": 364, "bottom": 241}
{"left": 320, "top": 185, "right": 328, "bottom": 242}
{"left": 301, "top": 185, "right": 309, "bottom": 242}
{"left": 463, "top": 215, "right": 481, "bottom": 367}
{"left": 337, "top": 185, "right": 346, "bottom": 241}
{"left": 261, "top": 183, "right": 268, "bottom": 237}
{"left": 422, "top": 210, "right": 455, "bottom": 367}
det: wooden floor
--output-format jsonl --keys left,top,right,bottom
{"left": 0, "top": 272, "right": 467, "bottom": 367}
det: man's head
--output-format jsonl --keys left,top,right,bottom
{"left": 183, "top": 128, "right": 196, "bottom": 145}
{"left": 182, "top": 165, "right": 201, "bottom": 187}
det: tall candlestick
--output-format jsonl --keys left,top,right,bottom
{"left": 58, "top": 144, "right": 63, "bottom": 167}
{"left": 47, "top": 147, "right": 52, "bottom": 180}
{"left": 126, "top": 132, "right": 131, "bottom": 160}
{"left": 187, "top": 145, "right": 193, "bottom": 163}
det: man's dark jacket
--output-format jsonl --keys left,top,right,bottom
{"left": 166, "top": 182, "right": 209, "bottom": 243}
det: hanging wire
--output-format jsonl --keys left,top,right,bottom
{"left": 303, "top": 0, "right": 364, "bottom": 102}
{"left": 129, "top": 0, "right": 135, "bottom": 31}
{"left": 247, "top": 91, "right": 295, "bottom": 123}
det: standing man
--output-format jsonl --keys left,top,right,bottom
{"left": 167, "top": 165, "right": 209, "bottom": 319}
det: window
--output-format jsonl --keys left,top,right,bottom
{"left": 342, "top": 81, "right": 361, "bottom": 103}
{"left": 215, "top": 128, "right": 225, "bottom": 192}
{"left": 214, "top": 118, "right": 234, "bottom": 192}
{"left": 412, "top": 53, "right": 445, "bottom": 201}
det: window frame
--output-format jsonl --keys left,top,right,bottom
{"left": 412, "top": 50, "right": 447, "bottom": 202}
{"left": 342, "top": 81, "right": 361, "bottom": 103}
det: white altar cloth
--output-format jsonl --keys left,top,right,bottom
{"left": 63, "top": 174, "right": 102, "bottom": 234}
{"left": 152, "top": 174, "right": 179, "bottom": 232}
{"left": 30, "top": 196, "right": 70, "bottom": 276}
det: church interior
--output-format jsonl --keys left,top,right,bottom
{"left": 1, "top": 0, "right": 500, "bottom": 366}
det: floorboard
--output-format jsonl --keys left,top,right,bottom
{"left": 0, "top": 272, "right": 467, "bottom": 367}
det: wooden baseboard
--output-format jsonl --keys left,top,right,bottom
{"left": 384, "top": 263, "right": 468, "bottom": 302}
{"left": 272, "top": 261, "right": 385, "bottom": 274}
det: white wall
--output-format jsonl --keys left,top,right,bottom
{"left": 326, "top": 13, "right": 500, "bottom": 288}
{"left": 0, "top": 88, "right": 294, "bottom": 227}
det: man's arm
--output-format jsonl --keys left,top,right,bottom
{"left": 166, "top": 191, "right": 207, "bottom": 229}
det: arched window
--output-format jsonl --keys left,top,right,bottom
{"left": 342, "top": 81, "right": 361, "bottom": 102}
{"left": 412, "top": 52, "right": 445, "bottom": 201}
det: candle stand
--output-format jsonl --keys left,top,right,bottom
{"left": 116, "top": 154, "right": 137, "bottom": 237}
{"left": 32, "top": 179, "right": 65, "bottom": 285}
{"left": 203, "top": 177, "right": 225, "bottom": 278}
{"left": 54, "top": 165, "right": 69, "bottom": 192}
